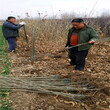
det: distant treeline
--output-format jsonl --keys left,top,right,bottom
{"left": 86, "top": 17, "right": 110, "bottom": 36}
{"left": 1, "top": 15, "right": 110, "bottom": 36}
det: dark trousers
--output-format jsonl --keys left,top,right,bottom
{"left": 7, "top": 38, "right": 17, "bottom": 52}
{"left": 68, "top": 47, "right": 88, "bottom": 70}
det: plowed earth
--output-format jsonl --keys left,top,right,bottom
{"left": 10, "top": 39, "right": 110, "bottom": 110}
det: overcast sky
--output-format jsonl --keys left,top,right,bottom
{"left": 0, "top": 0, "right": 110, "bottom": 19}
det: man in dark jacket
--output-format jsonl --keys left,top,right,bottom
{"left": 2, "top": 16, "right": 25, "bottom": 52}
{"left": 65, "top": 18, "right": 99, "bottom": 71}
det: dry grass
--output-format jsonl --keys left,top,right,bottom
{"left": 16, "top": 15, "right": 106, "bottom": 55}
{"left": 17, "top": 17, "right": 70, "bottom": 53}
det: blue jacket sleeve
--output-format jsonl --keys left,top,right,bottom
{"left": 4, "top": 22, "right": 22, "bottom": 30}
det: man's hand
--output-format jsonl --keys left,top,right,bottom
{"left": 88, "top": 40, "right": 95, "bottom": 44}
{"left": 19, "top": 21, "right": 26, "bottom": 26}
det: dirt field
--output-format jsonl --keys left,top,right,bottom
{"left": 9, "top": 38, "right": 110, "bottom": 110}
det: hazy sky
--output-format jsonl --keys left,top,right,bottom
{"left": 0, "top": 0, "right": 110, "bottom": 19}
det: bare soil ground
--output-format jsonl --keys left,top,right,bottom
{"left": 10, "top": 39, "right": 110, "bottom": 110}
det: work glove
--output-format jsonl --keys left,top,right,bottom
{"left": 19, "top": 21, "right": 26, "bottom": 26}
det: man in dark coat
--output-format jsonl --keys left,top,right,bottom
{"left": 65, "top": 18, "right": 99, "bottom": 71}
{"left": 2, "top": 16, "right": 25, "bottom": 52}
